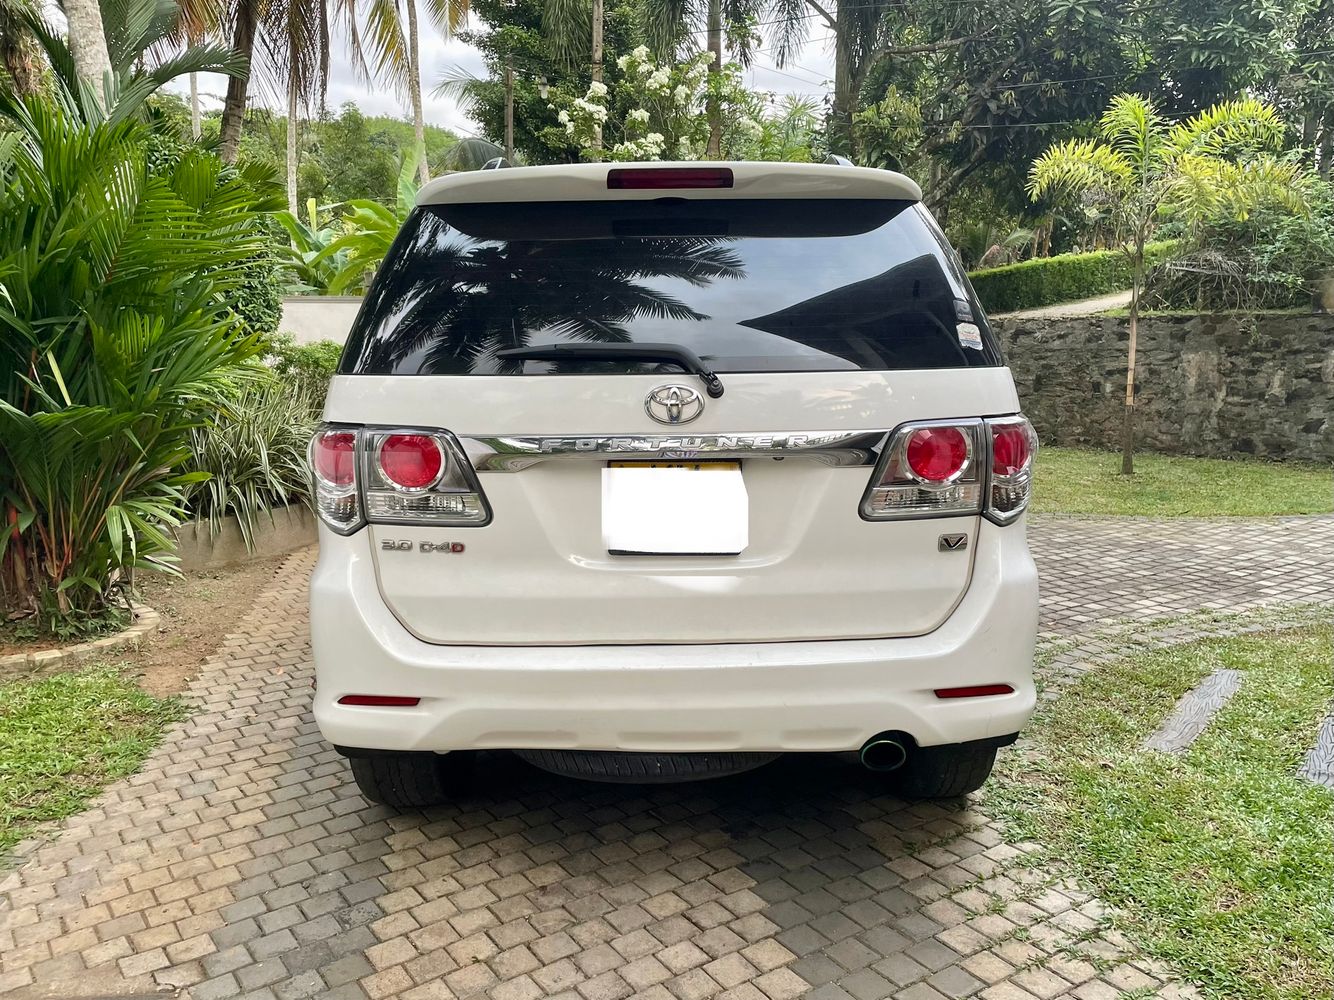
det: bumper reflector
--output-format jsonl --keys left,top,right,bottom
{"left": 337, "top": 695, "right": 421, "bottom": 707}
{"left": 933, "top": 684, "right": 1015, "bottom": 699}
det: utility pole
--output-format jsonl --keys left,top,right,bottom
{"left": 504, "top": 54, "right": 515, "bottom": 162}
{"left": 591, "top": 0, "right": 603, "bottom": 154}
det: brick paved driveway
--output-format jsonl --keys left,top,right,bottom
{"left": 3, "top": 515, "right": 1332, "bottom": 1000}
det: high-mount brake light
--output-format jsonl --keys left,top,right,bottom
{"left": 607, "top": 167, "right": 734, "bottom": 190}
{"left": 861, "top": 415, "right": 1038, "bottom": 523}
{"left": 308, "top": 425, "right": 492, "bottom": 533}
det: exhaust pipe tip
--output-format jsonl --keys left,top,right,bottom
{"left": 859, "top": 733, "right": 909, "bottom": 772}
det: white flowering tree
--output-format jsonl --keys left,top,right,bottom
{"left": 556, "top": 47, "right": 785, "bottom": 161}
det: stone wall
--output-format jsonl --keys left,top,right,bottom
{"left": 993, "top": 312, "right": 1334, "bottom": 462}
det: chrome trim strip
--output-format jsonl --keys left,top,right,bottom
{"left": 460, "top": 431, "right": 889, "bottom": 471}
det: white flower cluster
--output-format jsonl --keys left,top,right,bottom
{"left": 611, "top": 132, "right": 666, "bottom": 161}
{"left": 586, "top": 81, "right": 607, "bottom": 98}
{"left": 628, "top": 108, "right": 651, "bottom": 125}
{"left": 572, "top": 97, "right": 608, "bottom": 122}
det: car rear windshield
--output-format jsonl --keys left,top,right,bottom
{"left": 338, "top": 198, "right": 1001, "bottom": 375}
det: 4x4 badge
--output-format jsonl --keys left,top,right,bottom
{"left": 645, "top": 384, "right": 705, "bottom": 425}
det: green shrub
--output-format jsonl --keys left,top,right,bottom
{"left": 1145, "top": 180, "right": 1334, "bottom": 311}
{"left": 969, "top": 242, "right": 1175, "bottom": 313}
{"left": 183, "top": 379, "right": 318, "bottom": 550}
{"left": 232, "top": 216, "right": 287, "bottom": 336}
{"left": 267, "top": 333, "right": 343, "bottom": 405}
{"left": 0, "top": 96, "right": 280, "bottom": 629}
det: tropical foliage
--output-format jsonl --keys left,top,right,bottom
{"left": 1028, "top": 94, "right": 1310, "bottom": 474}
{"left": 183, "top": 379, "right": 318, "bottom": 550}
{"left": 0, "top": 54, "right": 279, "bottom": 629}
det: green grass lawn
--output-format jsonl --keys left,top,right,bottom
{"left": 1033, "top": 447, "right": 1333, "bottom": 516}
{"left": 988, "top": 627, "right": 1334, "bottom": 1000}
{"left": 0, "top": 667, "right": 183, "bottom": 857}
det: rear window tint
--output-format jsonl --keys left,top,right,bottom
{"left": 339, "top": 199, "right": 1001, "bottom": 375}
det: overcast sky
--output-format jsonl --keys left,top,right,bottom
{"left": 166, "top": 25, "right": 837, "bottom": 139}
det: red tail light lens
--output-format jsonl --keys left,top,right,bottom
{"left": 906, "top": 427, "right": 970, "bottom": 482}
{"left": 378, "top": 434, "right": 444, "bottom": 491}
{"left": 992, "top": 425, "right": 1033, "bottom": 477}
{"left": 984, "top": 416, "right": 1039, "bottom": 524}
{"left": 312, "top": 430, "right": 356, "bottom": 486}
{"left": 607, "top": 167, "right": 734, "bottom": 189}
{"left": 934, "top": 684, "right": 1014, "bottom": 699}
{"left": 337, "top": 695, "right": 421, "bottom": 707}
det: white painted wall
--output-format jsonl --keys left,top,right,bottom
{"left": 280, "top": 297, "right": 363, "bottom": 345}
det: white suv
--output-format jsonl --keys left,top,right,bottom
{"left": 308, "top": 161, "right": 1039, "bottom": 806}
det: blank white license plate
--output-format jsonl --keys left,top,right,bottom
{"left": 602, "top": 462, "right": 748, "bottom": 555}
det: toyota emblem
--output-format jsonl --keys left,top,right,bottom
{"left": 645, "top": 384, "right": 705, "bottom": 425}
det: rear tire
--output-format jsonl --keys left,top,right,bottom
{"left": 349, "top": 752, "right": 467, "bottom": 808}
{"left": 892, "top": 743, "right": 997, "bottom": 798}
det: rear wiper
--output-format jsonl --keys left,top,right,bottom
{"left": 495, "top": 342, "right": 725, "bottom": 398}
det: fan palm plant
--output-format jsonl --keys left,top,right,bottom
{"left": 0, "top": 79, "right": 280, "bottom": 627}
{"left": 1029, "top": 94, "right": 1308, "bottom": 475}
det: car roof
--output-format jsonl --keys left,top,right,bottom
{"left": 415, "top": 161, "right": 923, "bottom": 207}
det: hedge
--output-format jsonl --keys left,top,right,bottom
{"left": 968, "top": 242, "right": 1175, "bottom": 314}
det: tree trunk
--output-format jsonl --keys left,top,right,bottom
{"left": 286, "top": 73, "right": 300, "bottom": 213}
{"left": 1319, "top": 109, "right": 1334, "bottom": 180}
{"left": 219, "top": 9, "right": 257, "bottom": 163}
{"left": 504, "top": 55, "right": 514, "bottom": 163}
{"left": 1120, "top": 237, "right": 1144, "bottom": 476}
{"left": 189, "top": 72, "right": 201, "bottom": 139}
{"left": 590, "top": 0, "right": 603, "bottom": 155}
{"left": 64, "top": 0, "right": 114, "bottom": 107}
{"left": 829, "top": 3, "right": 858, "bottom": 155}
{"left": 405, "top": 0, "right": 430, "bottom": 185}
{"left": 705, "top": 0, "right": 721, "bottom": 159}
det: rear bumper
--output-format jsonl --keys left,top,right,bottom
{"left": 309, "top": 519, "right": 1038, "bottom": 754}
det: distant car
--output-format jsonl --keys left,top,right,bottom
{"left": 308, "top": 161, "right": 1039, "bottom": 805}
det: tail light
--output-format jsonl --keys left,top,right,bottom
{"left": 985, "top": 416, "right": 1038, "bottom": 524}
{"left": 861, "top": 415, "right": 1037, "bottom": 524}
{"left": 311, "top": 428, "right": 362, "bottom": 534}
{"left": 309, "top": 424, "right": 491, "bottom": 535}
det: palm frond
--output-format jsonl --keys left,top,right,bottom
{"left": 1027, "top": 138, "right": 1133, "bottom": 203}
{"left": 1167, "top": 98, "right": 1287, "bottom": 158}
{"left": 1098, "top": 93, "right": 1162, "bottom": 170}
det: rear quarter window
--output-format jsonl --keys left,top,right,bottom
{"left": 339, "top": 198, "right": 1002, "bottom": 375}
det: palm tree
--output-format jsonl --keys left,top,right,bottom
{"left": 0, "top": 0, "right": 43, "bottom": 95}
{"left": 1029, "top": 94, "right": 1309, "bottom": 475}
{"left": 349, "top": 0, "right": 469, "bottom": 184}
{"left": 542, "top": 0, "right": 603, "bottom": 153}
{"left": 63, "top": 0, "right": 114, "bottom": 100}
{"left": 640, "top": 0, "right": 806, "bottom": 159}
{"left": 4, "top": 0, "right": 246, "bottom": 125}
